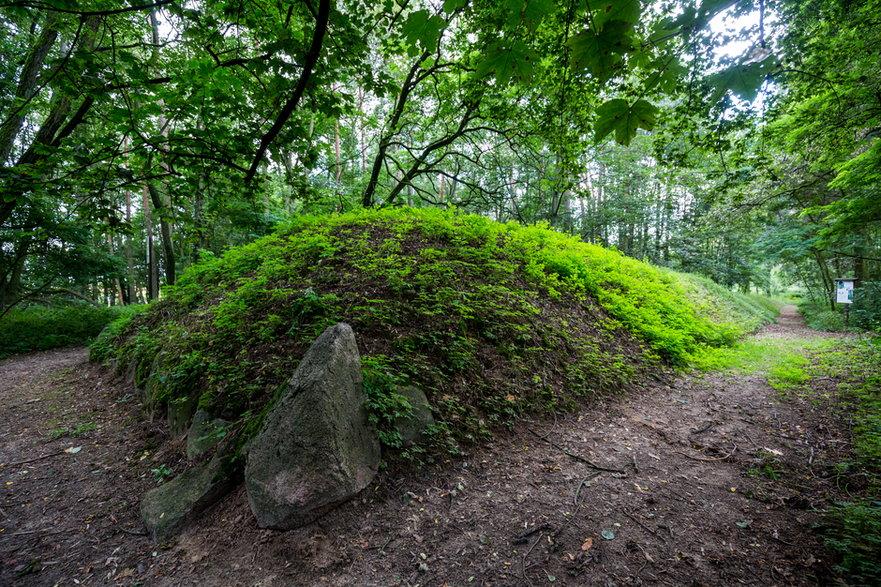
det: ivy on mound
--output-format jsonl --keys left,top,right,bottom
{"left": 92, "top": 208, "right": 757, "bottom": 453}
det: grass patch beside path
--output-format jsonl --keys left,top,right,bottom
{"left": 690, "top": 336, "right": 834, "bottom": 385}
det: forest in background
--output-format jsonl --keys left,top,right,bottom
{"left": 1, "top": 0, "right": 879, "bottom": 329}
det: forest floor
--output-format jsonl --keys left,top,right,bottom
{"left": 0, "top": 306, "right": 861, "bottom": 586}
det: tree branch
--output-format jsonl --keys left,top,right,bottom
{"left": 244, "top": 0, "right": 330, "bottom": 183}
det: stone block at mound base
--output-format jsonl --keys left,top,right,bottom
{"left": 140, "top": 455, "right": 237, "bottom": 541}
{"left": 394, "top": 385, "right": 435, "bottom": 446}
{"left": 244, "top": 322, "right": 380, "bottom": 530}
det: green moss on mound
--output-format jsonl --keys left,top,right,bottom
{"left": 92, "top": 208, "right": 775, "bottom": 451}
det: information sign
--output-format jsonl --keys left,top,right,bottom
{"left": 836, "top": 279, "right": 856, "bottom": 304}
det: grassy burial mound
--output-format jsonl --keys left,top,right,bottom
{"left": 92, "top": 208, "right": 776, "bottom": 456}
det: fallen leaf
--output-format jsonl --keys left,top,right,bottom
{"left": 581, "top": 538, "right": 594, "bottom": 551}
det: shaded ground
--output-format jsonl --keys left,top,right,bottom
{"left": 0, "top": 306, "right": 857, "bottom": 585}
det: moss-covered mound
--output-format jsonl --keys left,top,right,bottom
{"left": 92, "top": 208, "right": 775, "bottom": 452}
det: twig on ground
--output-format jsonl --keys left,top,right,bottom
{"left": 117, "top": 525, "right": 147, "bottom": 537}
{"left": 8, "top": 529, "right": 67, "bottom": 537}
{"left": 512, "top": 523, "right": 552, "bottom": 545}
{"left": 769, "top": 533, "right": 796, "bottom": 547}
{"left": 6, "top": 450, "right": 68, "bottom": 467}
{"left": 520, "top": 532, "right": 544, "bottom": 579}
{"left": 623, "top": 510, "right": 665, "bottom": 542}
{"left": 574, "top": 472, "right": 602, "bottom": 506}
{"left": 367, "top": 534, "right": 397, "bottom": 551}
{"left": 690, "top": 421, "right": 716, "bottom": 434}
{"left": 527, "top": 429, "right": 625, "bottom": 473}
{"left": 740, "top": 431, "right": 759, "bottom": 448}
{"left": 673, "top": 444, "right": 736, "bottom": 462}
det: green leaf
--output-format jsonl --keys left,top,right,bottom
{"left": 506, "top": 0, "right": 555, "bottom": 29}
{"left": 675, "top": 0, "right": 734, "bottom": 29}
{"left": 593, "top": 0, "right": 641, "bottom": 29}
{"left": 568, "top": 20, "right": 634, "bottom": 81}
{"left": 696, "top": 0, "right": 736, "bottom": 27}
{"left": 402, "top": 10, "right": 446, "bottom": 54}
{"left": 474, "top": 40, "right": 537, "bottom": 85}
{"left": 443, "top": 0, "right": 468, "bottom": 13}
{"left": 594, "top": 98, "right": 659, "bottom": 145}
{"left": 706, "top": 56, "right": 779, "bottom": 102}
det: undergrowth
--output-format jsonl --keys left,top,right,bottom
{"left": 807, "top": 337, "right": 881, "bottom": 584}
{"left": 92, "top": 208, "right": 775, "bottom": 456}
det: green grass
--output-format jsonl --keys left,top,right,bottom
{"left": 93, "top": 208, "right": 777, "bottom": 454}
{"left": 690, "top": 336, "right": 834, "bottom": 377}
{"left": 666, "top": 269, "right": 782, "bottom": 335}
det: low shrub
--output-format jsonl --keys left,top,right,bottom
{"left": 0, "top": 304, "right": 141, "bottom": 359}
{"left": 852, "top": 281, "right": 881, "bottom": 332}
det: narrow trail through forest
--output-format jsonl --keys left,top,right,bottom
{"left": 0, "top": 306, "right": 856, "bottom": 586}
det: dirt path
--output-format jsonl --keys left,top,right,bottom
{"left": 1, "top": 308, "right": 855, "bottom": 586}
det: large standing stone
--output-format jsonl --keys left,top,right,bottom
{"left": 245, "top": 323, "right": 380, "bottom": 530}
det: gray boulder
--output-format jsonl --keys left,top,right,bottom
{"left": 394, "top": 385, "right": 435, "bottom": 446}
{"left": 140, "top": 454, "right": 238, "bottom": 541}
{"left": 245, "top": 323, "right": 380, "bottom": 530}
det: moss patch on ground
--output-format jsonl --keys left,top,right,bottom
{"left": 92, "top": 208, "right": 776, "bottom": 454}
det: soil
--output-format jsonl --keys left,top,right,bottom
{"left": 0, "top": 306, "right": 859, "bottom": 586}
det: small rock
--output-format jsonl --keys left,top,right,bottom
{"left": 393, "top": 385, "right": 435, "bottom": 446}
{"left": 186, "top": 410, "right": 230, "bottom": 461}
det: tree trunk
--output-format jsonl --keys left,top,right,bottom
{"left": 124, "top": 186, "right": 136, "bottom": 303}
{"left": 147, "top": 183, "right": 176, "bottom": 287}
{"left": 143, "top": 185, "right": 158, "bottom": 300}
{"left": 0, "top": 239, "right": 31, "bottom": 311}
